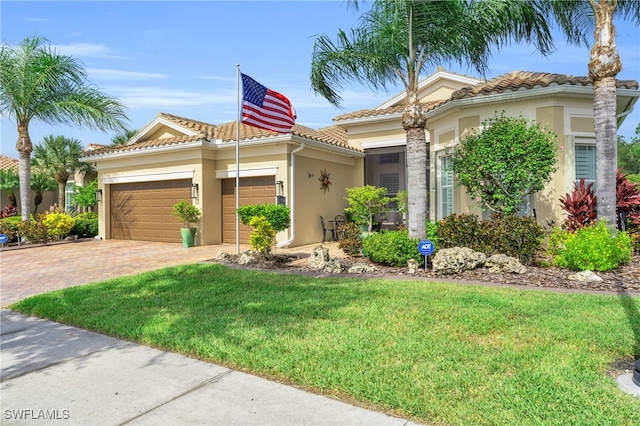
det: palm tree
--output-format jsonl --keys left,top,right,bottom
{"left": 32, "top": 135, "right": 91, "bottom": 209}
{"left": 30, "top": 171, "right": 57, "bottom": 215}
{"left": 311, "top": 0, "right": 555, "bottom": 238}
{"left": 0, "top": 36, "right": 128, "bottom": 220}
{"left": 111, "top": 128, "right": 138, "bottom": 146}
{"left": 540, "top": 0, "right": 640, "bottom": 229}
{"left": 0, "top": 168, "right": 19, "bottom": 207}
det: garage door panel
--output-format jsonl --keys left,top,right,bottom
{"left": 110, "top": 179, "right": 191, "bottom": 243}
{"left": 222, "top": 177, "right": 275, "bottom": 244}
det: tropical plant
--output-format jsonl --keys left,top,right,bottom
{"left": 32, "top": 135, "right": 91, "bottom": 209}
{"left": 248, "top": 215, "right": 276, "bottom": 260}
{"left": 30, "top": 171, "right": 56, "bottom": 215}
{"left": 538, "top": 1, "right": 640, "bottom": 230}
{"left": 172, "top": 200, "right": 201, "bottom": 228}
{"left": 311, "top": 0, "right": 557, "bottom": 239}
{"left": 0, "top": 36, "right": 128, "bottom": 220}
{"left": 111, "top": 128, "right": 138, "bottom": 146}
{"left": 362, "top": 229, "right": 423, "bottom": 267}
{"left": 337, "top": 221, "right": 364, "bottom": 257}
{"left": 344, "top": 185, "right": 391, "bottom": 232}
{"left": 237, "top": 204, "right": 290, "bottom": 232}
{"left": 452, "top": 113, "right": 557, "bottom": 215}
{"left": 559, "top": 178, "right": 598, "bottom": 232}
{"left": 73, "top": 179, "right": 99, "bottom": 210}
{"left": 42, "top": 212, "right": 75, "bottom": 239}
{"left": 616, "top": 169, "right": 640, "bottom": 226}
{"left": 0, "top": 168, "right": 19, "bottom": 207}
{"left": 0, "top": 204, "right": 17, "bottom": 219}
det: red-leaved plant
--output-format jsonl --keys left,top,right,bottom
{"left": 560, "top": 170, "right": 640, "bottom": 232}
{"left": 559, "top": 178, "right": 597, "bottom": 232}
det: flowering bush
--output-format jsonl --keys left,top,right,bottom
{"left": 42, "top": 212, "right": 75, "bottom": 239}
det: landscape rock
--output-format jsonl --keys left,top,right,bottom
{"left": 215, "top": 251, "right": 231, "bottom": 261}
{"left": 237, "top": 251, "right": 258, "bottom": 265}
{"left": 567, "top": 270, "right": 603, "bottom": 282}
{"left": 323, "top": 259, "right": 344, "bottom": 274}
{"left": 486, "top": 254, "right": 526, "bottom": 274}
{"left": 308, "top": 246, "right": 330, "bottom": 270}
{"left": 432, "top": 247, "right": 486, "bottom": 275}
{"left": 406, "top": 259, "right": 419, "bottom": 275}
{"left": 348, "top": 263, "right": 378, "bottom": 274}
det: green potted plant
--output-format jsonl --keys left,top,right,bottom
{"left": 172, "top": 200, "right": 201, "bottom": 248}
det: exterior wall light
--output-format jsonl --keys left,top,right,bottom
{"left": 191, "top": 183, "right": 199, "bottom": 199}
{"left": 96, "top": 189, "right": 103, "bottom": 202}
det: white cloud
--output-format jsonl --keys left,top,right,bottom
{"left": 87, "top": 68, "right": 168, "bottom": 81}
{"left": 113, "top": 87, "right": 235, "bottom": 109}
{"left": 51, "top": 42, "right": 118, "bottom": 58}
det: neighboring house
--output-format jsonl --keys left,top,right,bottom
{"left": 84, "top": 113, "right": 363, "bottom": 246}
{"left": 1, "top": 154, "right": 59, "bottom": 214}
{"left": 85, "top": 68, "right": 639, "bottom": 247}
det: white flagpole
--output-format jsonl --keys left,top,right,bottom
{"left": 236, "top": 64, "right": 241, "bottom": 255}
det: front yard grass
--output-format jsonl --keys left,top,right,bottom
{"left": 10, "top": 263, "right": 640, "bottom": 425}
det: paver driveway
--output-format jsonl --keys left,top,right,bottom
{"left": 0, "top": 239, "right": 248, "bottom": 307}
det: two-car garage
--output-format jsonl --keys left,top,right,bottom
{"left": 108, "top": 177, "right": 275, "bottom": 245}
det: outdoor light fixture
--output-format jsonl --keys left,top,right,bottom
{"left": 275, "top": 180, "right": 284, "bottom": 197}
{"left": 95, "top": 189, "right": 103, "bottom": 202}
{"left": 191, "top": 183, "right": 199, "bottom": 199}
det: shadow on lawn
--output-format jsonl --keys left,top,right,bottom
{"left": 619, "top": 289, "right": 640, "bottom": 358}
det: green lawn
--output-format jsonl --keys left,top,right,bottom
{"left": 10, "top": 263, "right": 640, "bottom": 425}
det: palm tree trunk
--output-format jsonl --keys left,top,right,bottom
{"left": 16, "top": 123, "right": 32, "bottom": 221}
{"left": 403, "top": 101, "right": 428, "bottom": 239}
{"left": 589, "top": 0, "right": 622, "bottom": 231}
{"left": 58, "top": 180, "right": 66, "bottom": 209}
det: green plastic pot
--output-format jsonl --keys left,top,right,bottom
{"left": 180, "top": 227, "right": 197, "bottom": 248}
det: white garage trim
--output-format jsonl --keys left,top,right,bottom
{"left": 215, "top": 166, "right": 278, "bottom": 179}
{"left": 103, "top": 170, "right": 195, "bottom": 184}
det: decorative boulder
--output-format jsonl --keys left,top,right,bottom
{"left": 406, "top": 259, "right": 419, "bottom": 275}
{"left": 308, "top": 246, "right": 330, "bottom": 270}
{"left": 567, "top": 270, "right": 603, "bottom": 282}
{"left": 215, "top": 251, "right": 231, "bottom": 261}
{"left": 486, "top": 254, "right": 526, "bottom": 274}
{"left": 323, "top": 259, "right": 344, "bottom": 274}
{"left": 432, "top": 247, "right": 486, "bottom": 275}
{"left": 237, "top": 251, "right": 258, "bottom": 265}
{"left": 348, "top": 263, "right": 378, "bottom": 274}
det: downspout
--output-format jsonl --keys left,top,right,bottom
{"left": 277, "top": 142, "right": 305, "bottom": 248}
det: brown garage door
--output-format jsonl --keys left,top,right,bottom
{"left": 222, "top": 176, "right": 275, "bottom": 244}
{"left": 110, "top": 179, "right": 191, "bottom": 243}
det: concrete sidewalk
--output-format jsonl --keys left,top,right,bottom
{"left": 1, "top": 309, "right": 418, "bottom": 426}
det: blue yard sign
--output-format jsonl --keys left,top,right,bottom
{"left": 0, "top": 234, "right": 8, "bottom": 244}
{"left": 418, "top": 239, "right": 434, "bottom": 256}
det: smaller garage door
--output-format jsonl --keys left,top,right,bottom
{"left": 222, "top": 177, "right": 275, "bottom": 244}
{"left": 111, "top": 180, "right": 191, "bottom": 243}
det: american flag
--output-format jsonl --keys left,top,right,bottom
{"left": 241, "top": 73, "right": 296, "bottom": 133}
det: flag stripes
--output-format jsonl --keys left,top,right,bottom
{"left": 241, "top": 73, "right": 296, "bottom": 133}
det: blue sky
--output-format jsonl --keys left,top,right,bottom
{"left": 2, "top": 0, "right": 639, "bottom": 160}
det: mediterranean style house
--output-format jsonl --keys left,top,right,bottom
{"left": 83, "top": 68, "right": 639, "bottom": 247}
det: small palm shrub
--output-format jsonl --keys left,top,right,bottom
{"left": 552, "top": 221, "right": 632, "bottom": 271}
{"left": 337, "top": 222, "right": 363, "bottom": 257}
{"left": 362, "top": 230, "right": 423, "bottom": 267}
{"left": 42, "top": 212, "right": 75, "bottom": 239}
{"left": 248, "top": 215, "right": 276, "bottom": 260}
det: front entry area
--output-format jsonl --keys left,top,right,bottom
{"left": 110, "top": 179, "right": 192, "bottom": 243}
{"left": 221, "top": 176, "right": 275, "bottom": 244}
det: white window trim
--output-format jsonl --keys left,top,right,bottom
{"left": 215, "top": 166, "right": 278, "bottom": 179}
{"left": 438, "top": 154, "right": 454, "bottom": 219}
{"left": 103, "top": 170, "right": 195, "bottom": 184}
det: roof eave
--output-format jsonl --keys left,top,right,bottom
{"left": 83, "top": 139, "right": 209, "bottom": 162}
{"left": 334, "top": 112, "right": 403, "bottom": 126}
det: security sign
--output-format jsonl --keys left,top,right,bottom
{"left": 0, "top": 234, "right": 8, "bottom": 244}
{"left": 418, "top": 239, "right": 434, "bottom": 256}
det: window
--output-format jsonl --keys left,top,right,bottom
{"left": 440, "top": 156, "right": 453, "bottom": 218}
{"left": 379, "top": 153, "right": 400, "bottom": 164}
{"left": 380, "top": 173, "right": 400, "bottom": 195}
{"left": 65, "top": 182, "right": 75, "bottom": 211}
{"left": 575, "top": 144, "right": 596, "bottom": 184}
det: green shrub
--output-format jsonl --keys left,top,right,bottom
{"left": 42, "top": 212, "right": 75, "bottom": 239}
{"left": 75, "top": 212, "right": 98, "bottom": 221}
{"left": 425, "top": 220, "right": 439, "bottom": 250}
{"left": 0, "top": 216, "right": 21, "bottom": 242}
{"left": 337, "top": 222, "right": 363, "bottom": 257}
{"left": 436, "top": 214, "right": 488, "bottom": 252}
{"left": 248, "top": 215, "right": 276, "bottom": 259}
{"left": 362, "top": 230, "right": 423, "bottom": 267}
{"left": 16, "top": 219, "right": 49, "bottom": 243}
{"left": 238, "top": 204, "right": 290, "bottom": 232}
{"left": 553, "top": 221, "right": 632, "bottom": 271}
{"left": 546, "top": 227, "right": 571, "bottom": 258}
{"left": 488, "top": 215, "right": 544, "bottom": 265}
{"left": 172, "top": 200, "right": 201, "bottom": 228}
{"left": 72, "top": 216, "right": 98, "bottom": 238}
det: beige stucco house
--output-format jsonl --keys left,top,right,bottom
{"left": 84, "top": 68, "right": 638, "bottom": 247}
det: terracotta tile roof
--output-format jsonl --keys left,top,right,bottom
{"left": 84, "top": 113, "right": 360, "bottom": 157}
{"left": 0, "top": 155, "right": 18, "bottom": 171}
{"left": 333, "top": 100, "right": 447, "bottom": 122}
{"left": 451, "top": 70, "right": 639, "bottom": 100}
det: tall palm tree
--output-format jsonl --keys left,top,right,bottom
{"left": 0, "top": 168, "right": 19, "bottom": 207}
{"left": 0, "top": 36, "right": 128, "bottom": 220}
{"left": 30, "top": 171, "right": 56, "bottom": 215}
{"left": 541, "top": 0, "right": 640, "bottom": 229}
{"left": 311, "top": 0, "right": 555, "bottom": 238}
{"left": 111, "top": 128, "right": 138, "bottom": 146}
{"left": 32, "top": 135, "right": 91, "bottom": 209}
